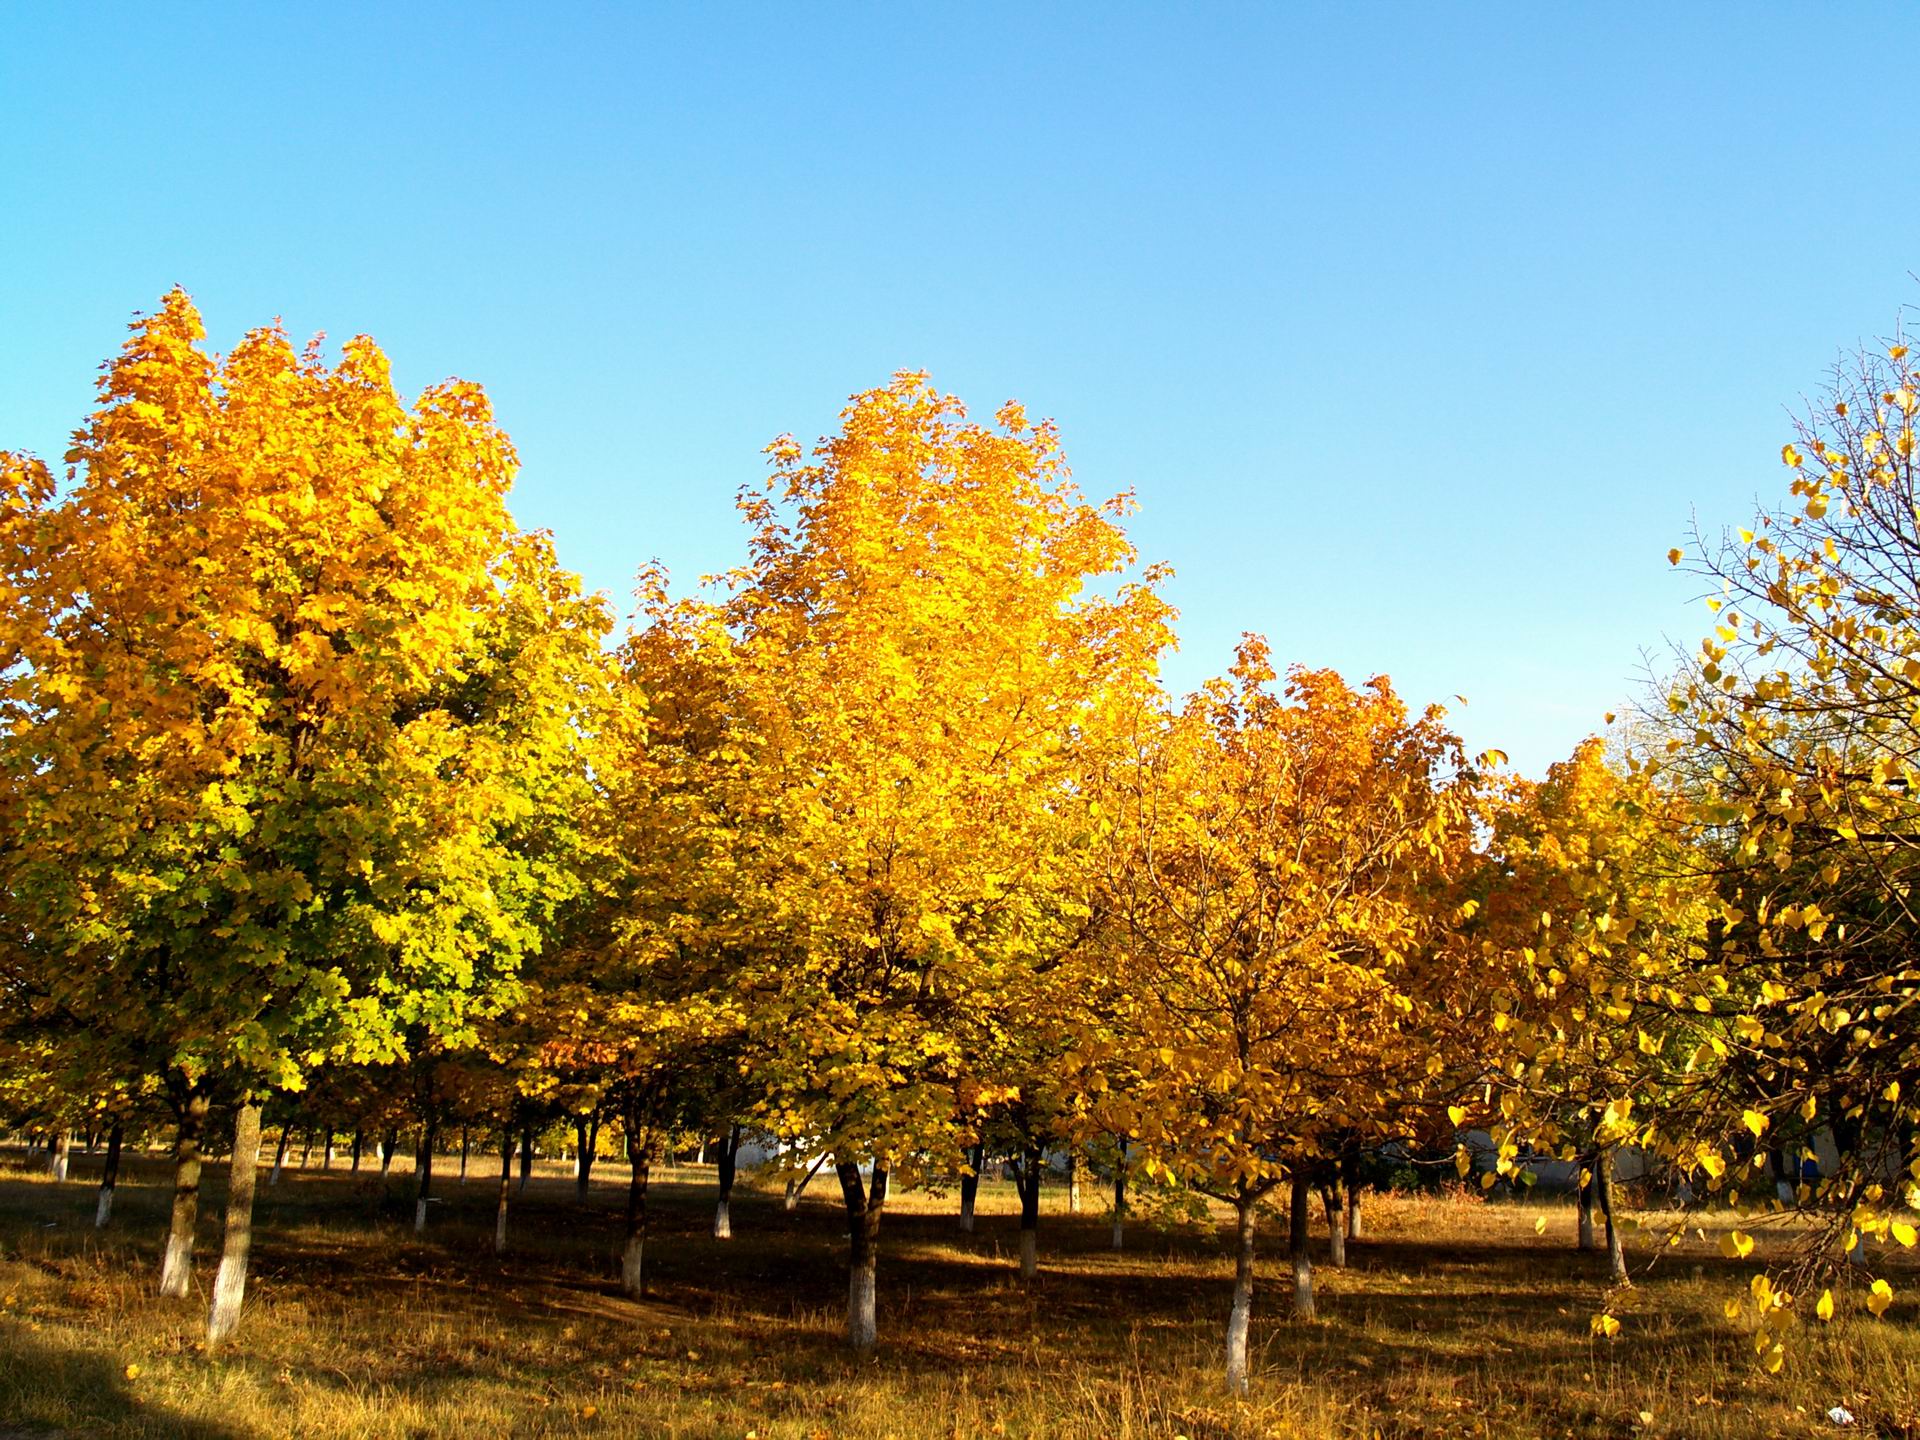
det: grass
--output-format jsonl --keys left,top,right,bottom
{"left": 1, "top": 1146, "right": 1917, "bottom": 1439}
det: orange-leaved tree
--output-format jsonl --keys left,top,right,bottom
{"left": 1072, "top": 640, "right": 1477, "bottom": 1394}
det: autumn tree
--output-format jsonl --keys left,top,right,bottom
{"left": 0, "top": 291, "right": 606, "bottom": 1343}
{"left": 1663, "top": 332, "right": 1920, "bottom": 1332}
{"left": 1071, "top": 642, "right": 1476, "bottom": 1394}
{"left": 702, "top": 373, "right": 1171, "bottom": 1352}
{"left": 1477, "top": 738, "right": 1720, "bottom": 1286}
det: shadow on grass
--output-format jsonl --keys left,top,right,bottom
{"left": 0, "top": 1326, "right": 247, "bottom": 1440}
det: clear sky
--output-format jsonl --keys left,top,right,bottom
{"left": 5, "top": 4, "right": 1916, "bottom": 775}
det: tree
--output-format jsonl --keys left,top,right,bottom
{"left": 1478, "top": 737, "right": 1719, "bottom": 1286}
{"left": 707, "top": 373, "right": 1171, "bottom": 1352}
{"left": 0, "top": 291, "right": 604, "bottom": 1341}
{"left": 1665, "top": 332, "right": 1920, "bottom": 1332}
{"left": 1071, "top": 641, "right": 1476, "bottom": 1394}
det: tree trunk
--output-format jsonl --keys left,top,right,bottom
{"left": 206, "top": 1101, "right": 263, "bottom": 1348}
{"left": 1342, "top": 1150, "right": 1364, "bottom": 1241}
{"left": 494, "top": 1130, "right": 512, "bottom": 1254}
{"left": 95, "top": 1122, "right": 124, "bottom": 1228}
{"left": 622, "top": 1126, "right": 652, "bottom": 1296}
{"left": 298, "top": 1128, "right": 313, "bottom": 1168}
{"left": 159, "top": 1088, "right": 210, "bottom": 1298}
{"left": 574, "top": 1116, "right": 593, "bottom": 1198}
{"left": 785, "top": 1151, "right": 826, "bottom": 1212}
{"left": 321, "top": 1132, "right": 334, "bottom": 1170}
{"left": 1577, "top": 1154, "right": 1597, "bottom": 1251}
{"left": 837, "top": 1158, "right": 888, "bottom": 1353}
{"left": 959, "top": 1142, "right": 983, "bottom": 1233}
{"left": 1595, "top": 1145, "right": 1629, "bottom": 1285}
{"left": 458, "top": 1126, "right": 469, "bottom": 1184}
{"left": 48, "top": 1128, "right": 70, "bottom": 1182}
{"left": 1067, "top": 1148, "right": 1081, "bottom": 1214}
{"left": 413, "top": 1118, "right": 437, "bottom": 1233}
{"left": 1017, "top": 1142, "right": 1043, "bottom": 1279}
{"left": 714, "top": 1122, "right": 740, "bottom": 1240}
{"left": 269, "top": 1124, "right": 290, "bottom": 1186}
{"left": 350, "top": 1128, "right": 363, "bottom": 1173}
{"left": 379, "top": 1128, "right": 396, "bottom": 1178}
{"left": 1289, "top": 1171, "right": 1315, "bottom": 1320}
{"left": 1225, "top": 1190, "right": 1257, "bottom": 1395}
{"left": 1321, "top": 1182, "right": 1347, "bottom": 1268}
{"left": 518, "top": 1128, "right": 533, "bottom": 1193}
{"left": 1112, "top": 1142, "right": 1128, "bottom": 1250}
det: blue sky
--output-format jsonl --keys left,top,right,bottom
{"left": 5, "top": 4, "right": 1916, "bottom": 775}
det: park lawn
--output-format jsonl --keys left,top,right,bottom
{"left": 0, "top": 1149, "right": 1916, "bottom": 1439}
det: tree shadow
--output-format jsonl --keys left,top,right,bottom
{"left": 0, "top": 1326, "right": 248, "bottom": 1440}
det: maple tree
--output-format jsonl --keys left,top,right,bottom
{"left": 1071, "top": 641, "right": 1476, "bottom": 1393}
{"left": 698, "top": 372, "right": 1172, "bottom": 1351}
{"left": 0, "top": 292, "right": 606, "bottom": 1342}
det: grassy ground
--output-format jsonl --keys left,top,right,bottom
{"left": 0, "top": 1147, "right": 1916, "bottom": 1439}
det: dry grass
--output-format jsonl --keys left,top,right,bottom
{"left": 1, "top": 1147, "right": 1917, "bottom": 1439}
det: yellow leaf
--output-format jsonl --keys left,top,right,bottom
{"left": 1668, "top": 547, "right": 1684, "bottom": 565}
{"left": 1742, "top": 1109, "right": 1767, "bottom": 1138}
{"left": 1816, "top": 1289, "right": 1834, "bottom": 1322}
{"left": 1893, "top": 1222, "right": 1916, "bottom": 1248}
{"left": 1534, "top": 1216, "right": 1547, "bottom": 1235}
{"left": 1723, "top": 1296, "right": 1742, "bottom": 1320}
{"left": 124, "top": 1363, "right": 142, "bottom": 1380}
{"left": 1590, "top": 1312, "right": 1621, "bottom": 1338}
{"left": 1868, "top": 1279, "right": 1893, "bottom": 1317}
{"left": 1720, "top": 1230, "right": 1755, "bottom": 1260}
{"left": 1447, "top": 1105, "right": 1467, "bottom": 1127}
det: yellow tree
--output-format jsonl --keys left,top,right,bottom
{"left": 709, "top": 373, "right": 1171, "bottom": 1352}
{"left": 1665, "top": 331, "right": 1920, "bottom": 1335}
{"left": 1477, "top": 738, "right": 1720, "bottom": 1287}
{"left": 0, "top": 291, "right": 603, "bottom": 1343}
{"left": 1071, "top": 641, "right": 1476, "bottom": 1394}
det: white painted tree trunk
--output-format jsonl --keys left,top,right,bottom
{"left": 1226, "top": 1198, "right": 1256, "bottom": 1395}
{"left": 159, "top": 1095, "right": 208, "bottom": 1299}
{"left": 713, "top": 1198, "right": 731, "bottom": 1240}
{"left": 95, "top": 1186, "right": 114, "bottom": 1227}
{"left": 49, "top": 1129, "right": 69, "bottom": 1182}
{"left": 206, "top": 1102, "right": 263, "bottom": 1348}
{"left": 1289, "top": 1172, "right": 1315, "bottom": 1321}
{"left": 1322, "top": 1187, "right": 1347, "bottom": 1268}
